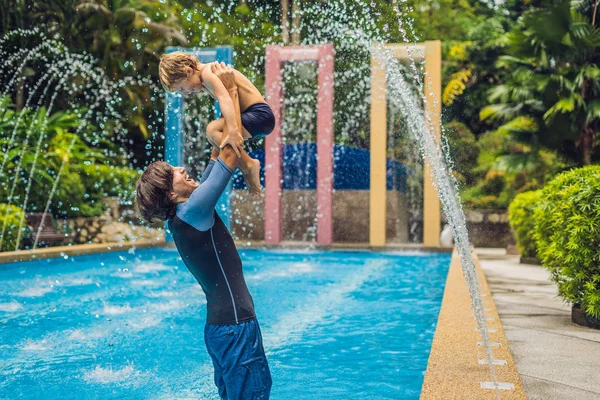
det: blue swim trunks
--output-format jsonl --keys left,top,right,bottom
{"left": 241, "top": 103, "right": 275, "bottom": 139}
{"left": 204, "top": 318, "right": 272, "bottom": 400}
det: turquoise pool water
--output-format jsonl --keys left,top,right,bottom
{"left": 0, "top": 248, "right": 450, "bottom": 399}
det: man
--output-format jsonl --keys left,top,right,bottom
{"left": 135, "top": 63, "right": 272, "bottom": 400}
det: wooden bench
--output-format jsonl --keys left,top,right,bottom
{"left": 26, "top": 213, "right": 73, "bottom": 247}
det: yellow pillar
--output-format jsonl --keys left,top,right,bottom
{"left": 423, "top": 41, "right": 441, "bottom": 248}
{"left": 370, "top": 42, "right": 441, "bottom": 248}
{"left": 369, "top": 54, "right": 387, "bottom": 247}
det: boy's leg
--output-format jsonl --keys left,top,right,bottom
{"left": 206, "top": 118, "right": 261, "bottom": 195}
{"left": 206, "top": 118, "right": 252, "bottom": 147}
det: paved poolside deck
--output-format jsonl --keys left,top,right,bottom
{"left": 477, "top": 249, "right": 600, "bottom": 400}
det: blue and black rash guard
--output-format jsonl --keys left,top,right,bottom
{"left": 167, "top": 158, "right": 255, "bottom": 325}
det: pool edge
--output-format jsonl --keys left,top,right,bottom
{"left": 0, "top": 239, "right": 163, "bottom": 264}
{"left": 420, "top": 249, "right": 527, "bottom": 400}
{"left": 0, "top": 240, "right": 452, "bottom": 264}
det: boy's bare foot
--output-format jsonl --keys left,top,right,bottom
{"left": 242, "top": 158, "right": 262, "bottom": 196}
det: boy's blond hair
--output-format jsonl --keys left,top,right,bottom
{"left": 159, "top": 52, "right": 201, "bottom": 92}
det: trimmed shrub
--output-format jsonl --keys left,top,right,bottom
{"left": 534, "top": 165, "right": 600, "bottom": 319}
{"left": 0, "top": 204, "right": 25, "bottom": 252}
{"left": 508, "top": 190, "right": 542, "bottom": 258}
{"left": 74, "top": 164, "right": 141, "bottom": 215}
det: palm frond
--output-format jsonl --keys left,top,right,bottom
{"left": 585, "top": 101, "right": 600, "bottom": 125}
{"left": 544, "top": 94, "right": 584, "bottom": 122}
{"left": 480, "top": 103, "right": 524, "bottom": 122}
{"left": 495, "top": 152, "right": 542, "bottom": 174}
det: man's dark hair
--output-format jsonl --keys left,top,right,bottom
{"left": 135, "top": 161, "right": 177, "bottom": 223}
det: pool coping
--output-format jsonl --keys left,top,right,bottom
{"left": 0, "top": 240, "right": 452, "bottom": 264}
{"left": 0, "top": 239, "right": 163, "bottom": 264}
{"left": 176, "top": 240, "right": 453, "bottom": 253}
{"left": 420, "top": 250, "right": 527, "bottom": 399}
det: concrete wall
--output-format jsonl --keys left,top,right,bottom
{"left": 57, "top": 197, "right": 163, "bottom": 245}
{"left": 231, "top": 189, "right": 409, "bottom": 243}
{"left": 54, "top": 195, "right": 512, "bottom": 248}
{"left": 231, "top": 190, "right": 513, "bottom": 247}
{"left": 464, "top": 210, "right": 514, "bottom": 248}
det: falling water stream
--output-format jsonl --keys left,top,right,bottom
{"left": 295, "top": 0, "right": 502, "bottom": 394}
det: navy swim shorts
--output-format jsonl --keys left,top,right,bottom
{"left": 204, "top": 318, "right": 272, "bottom": 400}
{"left": 241, "top": 103, "right": 275, "bottom": 139}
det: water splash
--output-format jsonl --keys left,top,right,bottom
{"left": 0, "top": 32, "right": 161, "bottom": 251}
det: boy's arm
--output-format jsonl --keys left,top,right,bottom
{"left": 182, "top": 65, "right": 241, "bottom": 229}
{"left": 202, "top": 63, "right": 244, "bottom": 156}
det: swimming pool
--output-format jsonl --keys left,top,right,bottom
{"left": 0, "top": 248, "right": 450, "bottom": 399}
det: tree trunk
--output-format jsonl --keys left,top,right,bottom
{"left": 580, "top": 126, "right": 594, "bottom": 165}
{"left": 291, "top": 0, "right": 300, "bottom": 44}
{"left": 580, "top": 77, "right": 594, "bottom": 165}
{"left": 281, "top": 0, "right": 289, "bottom": 44}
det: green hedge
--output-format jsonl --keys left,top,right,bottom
{"left": 534, "top": 165, "right": 600, "bottom": 319}
{"left": 0, "top": 204, "right": 25, "bottom": 252}
{"left": 508, "top": 190, "right": 542, "bottom": 258}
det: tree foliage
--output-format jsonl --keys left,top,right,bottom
{"left": 0, "top": 96, "right": 137, "bottom": 218}
{"left": 481, "top": 0, "right": 600, "bottom": 166}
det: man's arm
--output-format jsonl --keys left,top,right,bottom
{"left": 199, "top": 147, "right": 219, "bottom": 184}
{"left": 181, "top": 157, "right": 235, "bottom": 231}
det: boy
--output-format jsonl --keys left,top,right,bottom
{"left": 158, "top": 52, "right": 275, "bottom": 196}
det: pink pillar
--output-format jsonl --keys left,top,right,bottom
{"left": 264, "top": 44, "right": 335, "bottom": 245}
{"left": 265, "top": 46, "right": 283, "bottom": 244}
{"left": 316, "top": 44, "right": 334, "bottom": 244}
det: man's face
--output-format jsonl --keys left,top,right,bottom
{"left": 170, "top": 165, "right": 199, "bottom": 202}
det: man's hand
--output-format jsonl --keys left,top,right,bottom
{"left": 220, "top": 131, "right": 244, "bottom": 157}
{"left": 210, "top": 146, "right": 219, "bottom": 161}
{"left": 211, "top": 62, "right": 236, "bottom": 90}
{"left": 211, "top": 62, "right": 244, "bottom": 156}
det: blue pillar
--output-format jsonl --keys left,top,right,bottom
{"left": 164, "top": 46, "right": 234, "bottom": 242}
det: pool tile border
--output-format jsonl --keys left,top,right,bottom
{"left": 0, "top": 240, "right": 451, "bottom": 264}
{"left": 420, "top": 250, "right": 527, "bottom": 399}
{"left": 0, "top": 239, "right": 162, "bottom": 264}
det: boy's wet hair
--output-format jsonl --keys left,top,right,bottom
{"left": 135, "top": 161, "right": 177, "bottom": 223}
{"left": 159, "top": 52, "right": 200, "bottom": 92}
